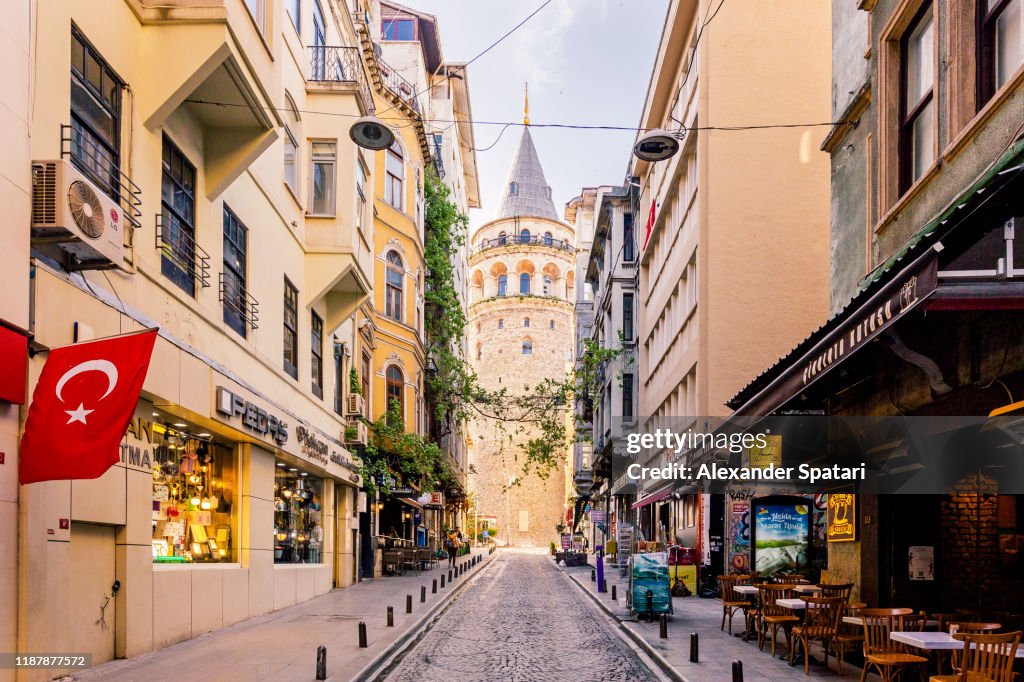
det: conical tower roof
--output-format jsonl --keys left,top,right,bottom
{"left": 495, "top": 127, "right": 558, "bottom": 221}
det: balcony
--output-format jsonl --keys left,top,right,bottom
{"left": 62, "top": 125, "right": 142, "bottom": 229}
{"left": 375, "top": 57, "right": 420, "bottom": 114}
{"left": 155, "top": 214, "right": 211, "bottom": 292}
{"left": 218, "top": 272, "right": 259, "bottom": 332}
{"left": 471, "top": 234, "right": 575, "bottom": 257}
{"left": 308, "top": 46, "right": 374, "bottom": 114}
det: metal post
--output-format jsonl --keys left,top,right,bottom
{"left": 358, "top": 621, "right": 367, "bottom": 648}
{"left": 441, "top": 574, "right": 445, "bottom": 588}
{"left": 386, "top": 606, "right": 393, "bottom": 627}
{"left": 732, "top": 660, "right": 743, "bottom": 682}
{"left": 432, "top": 579, "right": 437, "bottom": 594}
{"left": 646, "top": 589, "right": 654, "bottom": 622}
{"left": 596, "top": 547, "right": 605, "bottom": 592}
{"left": 660, "top": 614, "right": 668, "bottom": 639}
{"left": 420, "top": 585, "right": 426, "bottom": 603}
{"left": 611, "top": 584, "right": 617, "bottom": 601}
{"left": 406, "top": 594, "right": 412, "bottom": 614}
{"left": 591, "top": 568, "right": 596, "bottom": 582}
{"left": 316, "top": 645, "right": 327, "bottom": 680}
{"left": 448, "top": 569, "right": 453, "bottom": 582}
{"left": 690, "top": 633, "right": 699, "bottom": 662}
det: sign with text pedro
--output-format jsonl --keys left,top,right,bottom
{"left": 826, "top": 493, "right": 857, "bottom": 542}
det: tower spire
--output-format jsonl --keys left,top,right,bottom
{"left": 523, "top": 82, "right": 530, "bottom": 126}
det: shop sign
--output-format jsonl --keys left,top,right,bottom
{"left": 418, "top": 491, "right": 443, "bottom": 509}
{"left": 120, "top": 416, "right": 155, "bottom": 471}
{"left": 592, "top": 509, "right": 606, "bottom": 523}
{"left": 215, "top": 386, "right": 288, "bottom": 445}
{"left": 826, "top": 493, "right": 857, "bottom": 542}
{"left": 560, "top": 533, "right": 571, "bottom": 549}
{"left": 748, "top": 434, "right": 782, "bottom": 468}
{"left": 296, "top": 425, "right": 329, "bottom": 466}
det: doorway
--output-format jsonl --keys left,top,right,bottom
{"left": 69, "top": 523, "right": 116, "bottom": 664}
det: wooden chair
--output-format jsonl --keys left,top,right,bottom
{"left": 757, "top": 584, "right": 800, "bottom": 657}
{"left": 719, "top": 574, "right": 751, "bottom": 635}
{"left": 860, "top": 608, "right": 928, "bottom": 682}
{"left": 382, "top": 549, "right": 402, "bottom": 575}
{"left": 900, "top": 611, "right": 929, "bottom": 633}
{"left": 401, "top": 547, "right": 420, "bottom": 575}
{"left": 930, "top": 631, "right": 1021, "bottom": 682}
{"left": 818, "top": 582, "right": 854, "bottom": 601}
{"left": 791, "top": 596, "right": 845, "bottom": 675}
{"left": 745, "top": 582, "right": 770, "bottom": 643}
{"left": 946, "top": 623, "right": 1003, "bottom": 674}
{"left": 835, "top": 601, "right": 867, "bottom": 676}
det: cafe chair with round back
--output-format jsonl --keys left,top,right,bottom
{"left": 835, "top": 601, "right": 867, "bottom": 676}
{"left": 745, "top": 580, "right": 770, "bottom": 643}
{"left": 719, "top": 574, "right": 752, "bottom": 635}
{"left": 945, "top": 622, "right": 1002, "bottom": 675}
{"left": 901, "top": 611, "right": 930, "bottom": 632}
{"left": 860, "top": 608, "right": 929, "bottom": 682}
{"left": 791, "top": 596, "right": 846, "bottom": 675}
{"left": 929, "top": 631, "right": 1021, "bottom": 682}
{"left": 758, "top": 584, "right": 800, "bottom": 657}
{"left": 818, "top": 582, "right": 854, "bottom": 601}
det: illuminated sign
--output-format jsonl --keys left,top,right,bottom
{"left": 827, "top": 493, "right": 857, "bottom": 542}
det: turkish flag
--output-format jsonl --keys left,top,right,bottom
{"left": 643, "top": 198, "right": 656, "bottom": 250}
{"left": 19, "top": 329, "right": 158, "bottom": 485}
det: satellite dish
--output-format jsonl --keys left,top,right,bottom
{"left": 350, "top": 116, "right": 395, "bottom": 151}
{"left": 633, "top": 129, "right": 681, "bottom": 162}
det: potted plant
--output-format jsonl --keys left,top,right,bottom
{"left": 349, "top": 367, "right": 361, "bottom": 394}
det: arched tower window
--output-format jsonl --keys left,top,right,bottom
{"left": 519, "top": 229, "right": 530, "bottom": 244}
{"left": 519, "top": 272, "right": 531, "bottom": 294}
{"left": 524, "top": 317, "right": 530, "bottom": 328}
{"left": 549, "top": 319, "right": 555, "bottom": 329}
{"left": 497, "top": 231, "right": 507, "bottom": 245}
{"left": 543, "top": 276, "right": 552, "bottom": 296}
{"left": 543, "top": 231, "right": 553, "bottom": 245}
{"left": 498, "top": 319, "right": 504, "bottom": 329}
{"left": 522, "top": 340, "right": 533, "bottom": 355}
{"left": 385, "top": 250, "right": 403, "bottom": 321}
{"left": 498, "top": 274, "right": 508, "bottom": 296}
{"left": 509, "top": 182, "right": 518, "bottom": 196}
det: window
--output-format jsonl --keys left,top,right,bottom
{"left": 385, "top": 250, "right": 403, "bottom": 321}
{"left": 980, "top": 0, "right": 1023, "bottom": 103}
{"left": 356, "top": 159, "right": 368, "bottom": 234}
{"left": 70, "top": 28, "right": 122, "bottom": 200}
{"left": 549, "top": 319, "right": 555, "bottom": 330}
{"left": 382, "top": 17, "right": 416, "bottom": 40}
{"left": 498, "top": 319, "right": 504, "bottom": 329}
{"left": 310, "top": 141, "right": 336, "bottom": 215}
{"left": 161, "top": 137, "right": 197, "bottom": 297}
{"left": 519, "top": 229, "right": 530, "bottom": 243}
{"left": 509, "top": 182, "right": 518, "bottom": 196}
{"left": 284, "top": 278, "right": 299, "bottom": 379}
{"left": 900, "top": 5, "right": 935, "bottom": 192}
{"left": 522, "top": 340, "right": 533, "bottom": 355}
{"left": 286, "top": 0, "right": 300, "bottom": 33}
{"left": 544, "top": 231, "right": 553, "bottom": 245}
{"left": 311, "top": 311, "right": 324, "bottom": 398}
{"left": 223, "top": 207, "right": 249, "bottom": 336}
{"left": 274, "top": 462, "right": 324, "bottom": 564}
{"left": 543, "top": 275, "right": 552, "bottom": 296}
{"left": 623, "top": 214, "right": 635, "bottom": 262}
{"left": 623, "top": 293, "right": 634, "bottom": 342}
{"left": 361, "top": 354, "right": 371, "bottom": 416}
{"left": 520, "top": 272, "right": 531, "bottom": 295}
{"left": 497, "top": 231, "right": 507, "bottom": 245}
{"left": 284, "top": 95, "right": 300, "bottom": 198}
{"left": 313, "top": 0, "right": 326, "bottom": 46}
{"left": 497, "top": 275, "right": 508, "bottom": 296}
{"left": 385, "top": 140, "right": 404, "bottom": 209}
{"left": 245, "top": 0, "right": 266, "bottom": 32}
{"left": 623, "top": 373, "right": 634, "bottom": 420}
{"left": 386, "top": 366, "right": 404, "bottom": 424}
{"left": 524, "top": 317, "right": 530, "bottom": 328}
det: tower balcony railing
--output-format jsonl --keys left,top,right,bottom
{"left": 470, "top": 234, "right": 575, "bottom": 257}
{"left": 308, "top": 45, "right": 374, "bottom": 113}
{"left": 376, "top": 56, "right": 419, "bottom": 114}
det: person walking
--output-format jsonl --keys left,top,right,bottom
{"left": 445, "top": 529, "right": 458, "bottom": 568}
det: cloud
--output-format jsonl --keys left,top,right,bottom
{"left": 511, "top": 0, "right": 579, "bottom": 91}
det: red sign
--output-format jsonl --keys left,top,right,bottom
{"left": 19, "top": 329, "right": 158, "bottom": 485}
{"left": 0, "top": 325, "right": 28, "bottom": 404}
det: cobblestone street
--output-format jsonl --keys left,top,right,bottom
{"left": 382, "top": 551, "right": 663, "bottom": 682}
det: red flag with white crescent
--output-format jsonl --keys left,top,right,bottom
{"left": 643, "top": 198, "right": 656, "bottom": 250}
{"left": 19, "top": 329, "right": 158, "bottom": 485}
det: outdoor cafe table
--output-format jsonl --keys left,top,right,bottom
{"left": 843, "top": 616, "right": 940, "bottom": 628}
{"left": 890, "top": 631, "right": 1024, "bottom": 656}
{"left": 734, "top": 585, "right": 760, "bottom": 595}
{"left": 732, "top": 585, "right": 759, "bottom": 640}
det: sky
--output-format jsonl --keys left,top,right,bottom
{"left": 409, "top": 0, "right": 669, "bottom": 230}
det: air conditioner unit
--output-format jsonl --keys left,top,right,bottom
{"left": 31, "top": 159, "right": 125, "bottom": 270}
{"left": 347, "top": 393, "right": 365, "bottom": 416}
{"left": 343, "top": 419, "right": 368, "bottom": 447}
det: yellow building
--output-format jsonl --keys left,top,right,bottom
{"left": 7, "top": 0, "right": 385, "bottom": 675}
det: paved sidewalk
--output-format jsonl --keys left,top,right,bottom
{"left": 70, "top": 548, "right": 493, "bottom": 682}
{"left": 563, "top": 558, "right": 869, "bottom": 681}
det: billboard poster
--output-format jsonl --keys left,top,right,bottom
{"left": 751, "top": 496, "right": 812, "bottom": 576}
{"left": 729, "top": 502, "right": 750, "bottom": 572}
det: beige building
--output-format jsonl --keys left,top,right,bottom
{"left": 8, "top": 0, "right": 386, "bottom": 676}
{"left": 631, "top": 0, "right": 832, "bottom": 563}
{"left": 466, "top": 126, "right": 575, "bottom": 547}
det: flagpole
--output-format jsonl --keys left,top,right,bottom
{"left": 34, "top": 326, "right": 161, "bottom": 354}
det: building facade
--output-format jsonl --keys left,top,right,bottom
{"left": 630, "top": 0, "right": 832, "bottom": 578}
{"left": 466, "top": 127, "right": 575, "bottom": 547}
{"left": 729, "top": 0, "right": 1024, "bottom": 610}
{"left": 9, "top": 0, "right": 387, "bottom": 675}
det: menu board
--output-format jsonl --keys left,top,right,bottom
{"left": 751, "top": 496, "right": 812, "bottom": 576}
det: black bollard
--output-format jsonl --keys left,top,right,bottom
{"left": 690, "top": 633, "right": 699, "bottom": 663}
{"left": 432, "top": 579, "right": 437, "bottom": 594}
{"left": 406, "top": 594, "right": 412, "bottom": 614}
{"left": 611, "top": 584, "right": 617, "bottom": 601}
{"left": 420, "top": 585, "right": 426, "bottom": 603}
{"left": 591, "top": 568, "right": 596, "bottom": 582}
{"left": 316, "top": 645, "right": 327, "bottom": 680}
{"left": 732, "top": 660, "right": 743, "bottom": 682}
{"left": 600, "top": 578, "right": 607, "bottom": 593}
{"left": 646, "top": 590, "right": 654, "bottom": 622}
{"left": 448, "top": 569, "right": 453, "bottom": 582}
{"left": 358, "top": 621, "right": 367, "bottom": 648}
{"left": 660, "top": 614, "right": 668, "bottom": 639}
{"left": 386, "top": 606, "right": 394, "bottom": 627}
{"left": 441, "top": 574, "right": 446, "bottom": 588}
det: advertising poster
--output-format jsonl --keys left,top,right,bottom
{"left": 908, "top": 546, "right": 934, "bottom": 580}
{"left": 751, "top": 496, "right": 811, "bottom": 576}
{"left": 729, "top": 502, "right": 750, "bottom": 572}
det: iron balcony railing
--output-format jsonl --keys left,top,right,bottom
{"left": 61, "top": 124, "right": 142, "bottom": 228}
{"left": 155, "top": 213, "right": 211, "bottom": 290}
{"left": 219, "top": 271, "right": 259, "bottom": 331}
{"left": 376, "top": 56, "right": 419, "bottom": 114}
{"left": 308, "top": 45, "right": 375, "bottom": 113}
{"left": 471, "top": 234, "right": 575, "bottom": 256}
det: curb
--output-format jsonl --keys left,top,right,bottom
{"left": 348, "top": 550, "right": 497, "bottom": 682}
{"left": 562, "top": 568, "right": 688, "bottom": 682}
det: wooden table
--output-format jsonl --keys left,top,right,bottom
{"left": 777, "top": 598, "right": 808, "bottom": 610}
{"left": 891, "top": 631, "right": 1024, "bottom": 656}
{"left": 734, "top": 585, "right": 760, "bottom": 595}
{"left": 731, "top": 585, "right": 759, "bottom": 640}
{"left": 794, "top": 585, "right": 821, "bottom": 594}
{"left": 843, "top": 616, "right": 939, "bottom": 628}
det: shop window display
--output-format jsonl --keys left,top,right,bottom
{"left": 274, "top": 462, "right": 324, "bottom": 563}
{"left": 150, "top": 423, "right": 236, "bottom": 563}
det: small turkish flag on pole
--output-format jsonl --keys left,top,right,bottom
{"left": 643, "top": 198, "right": 656, "bottom": 251}
{"left": 19, "top": 328, "right": 158, "bottom": 485}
